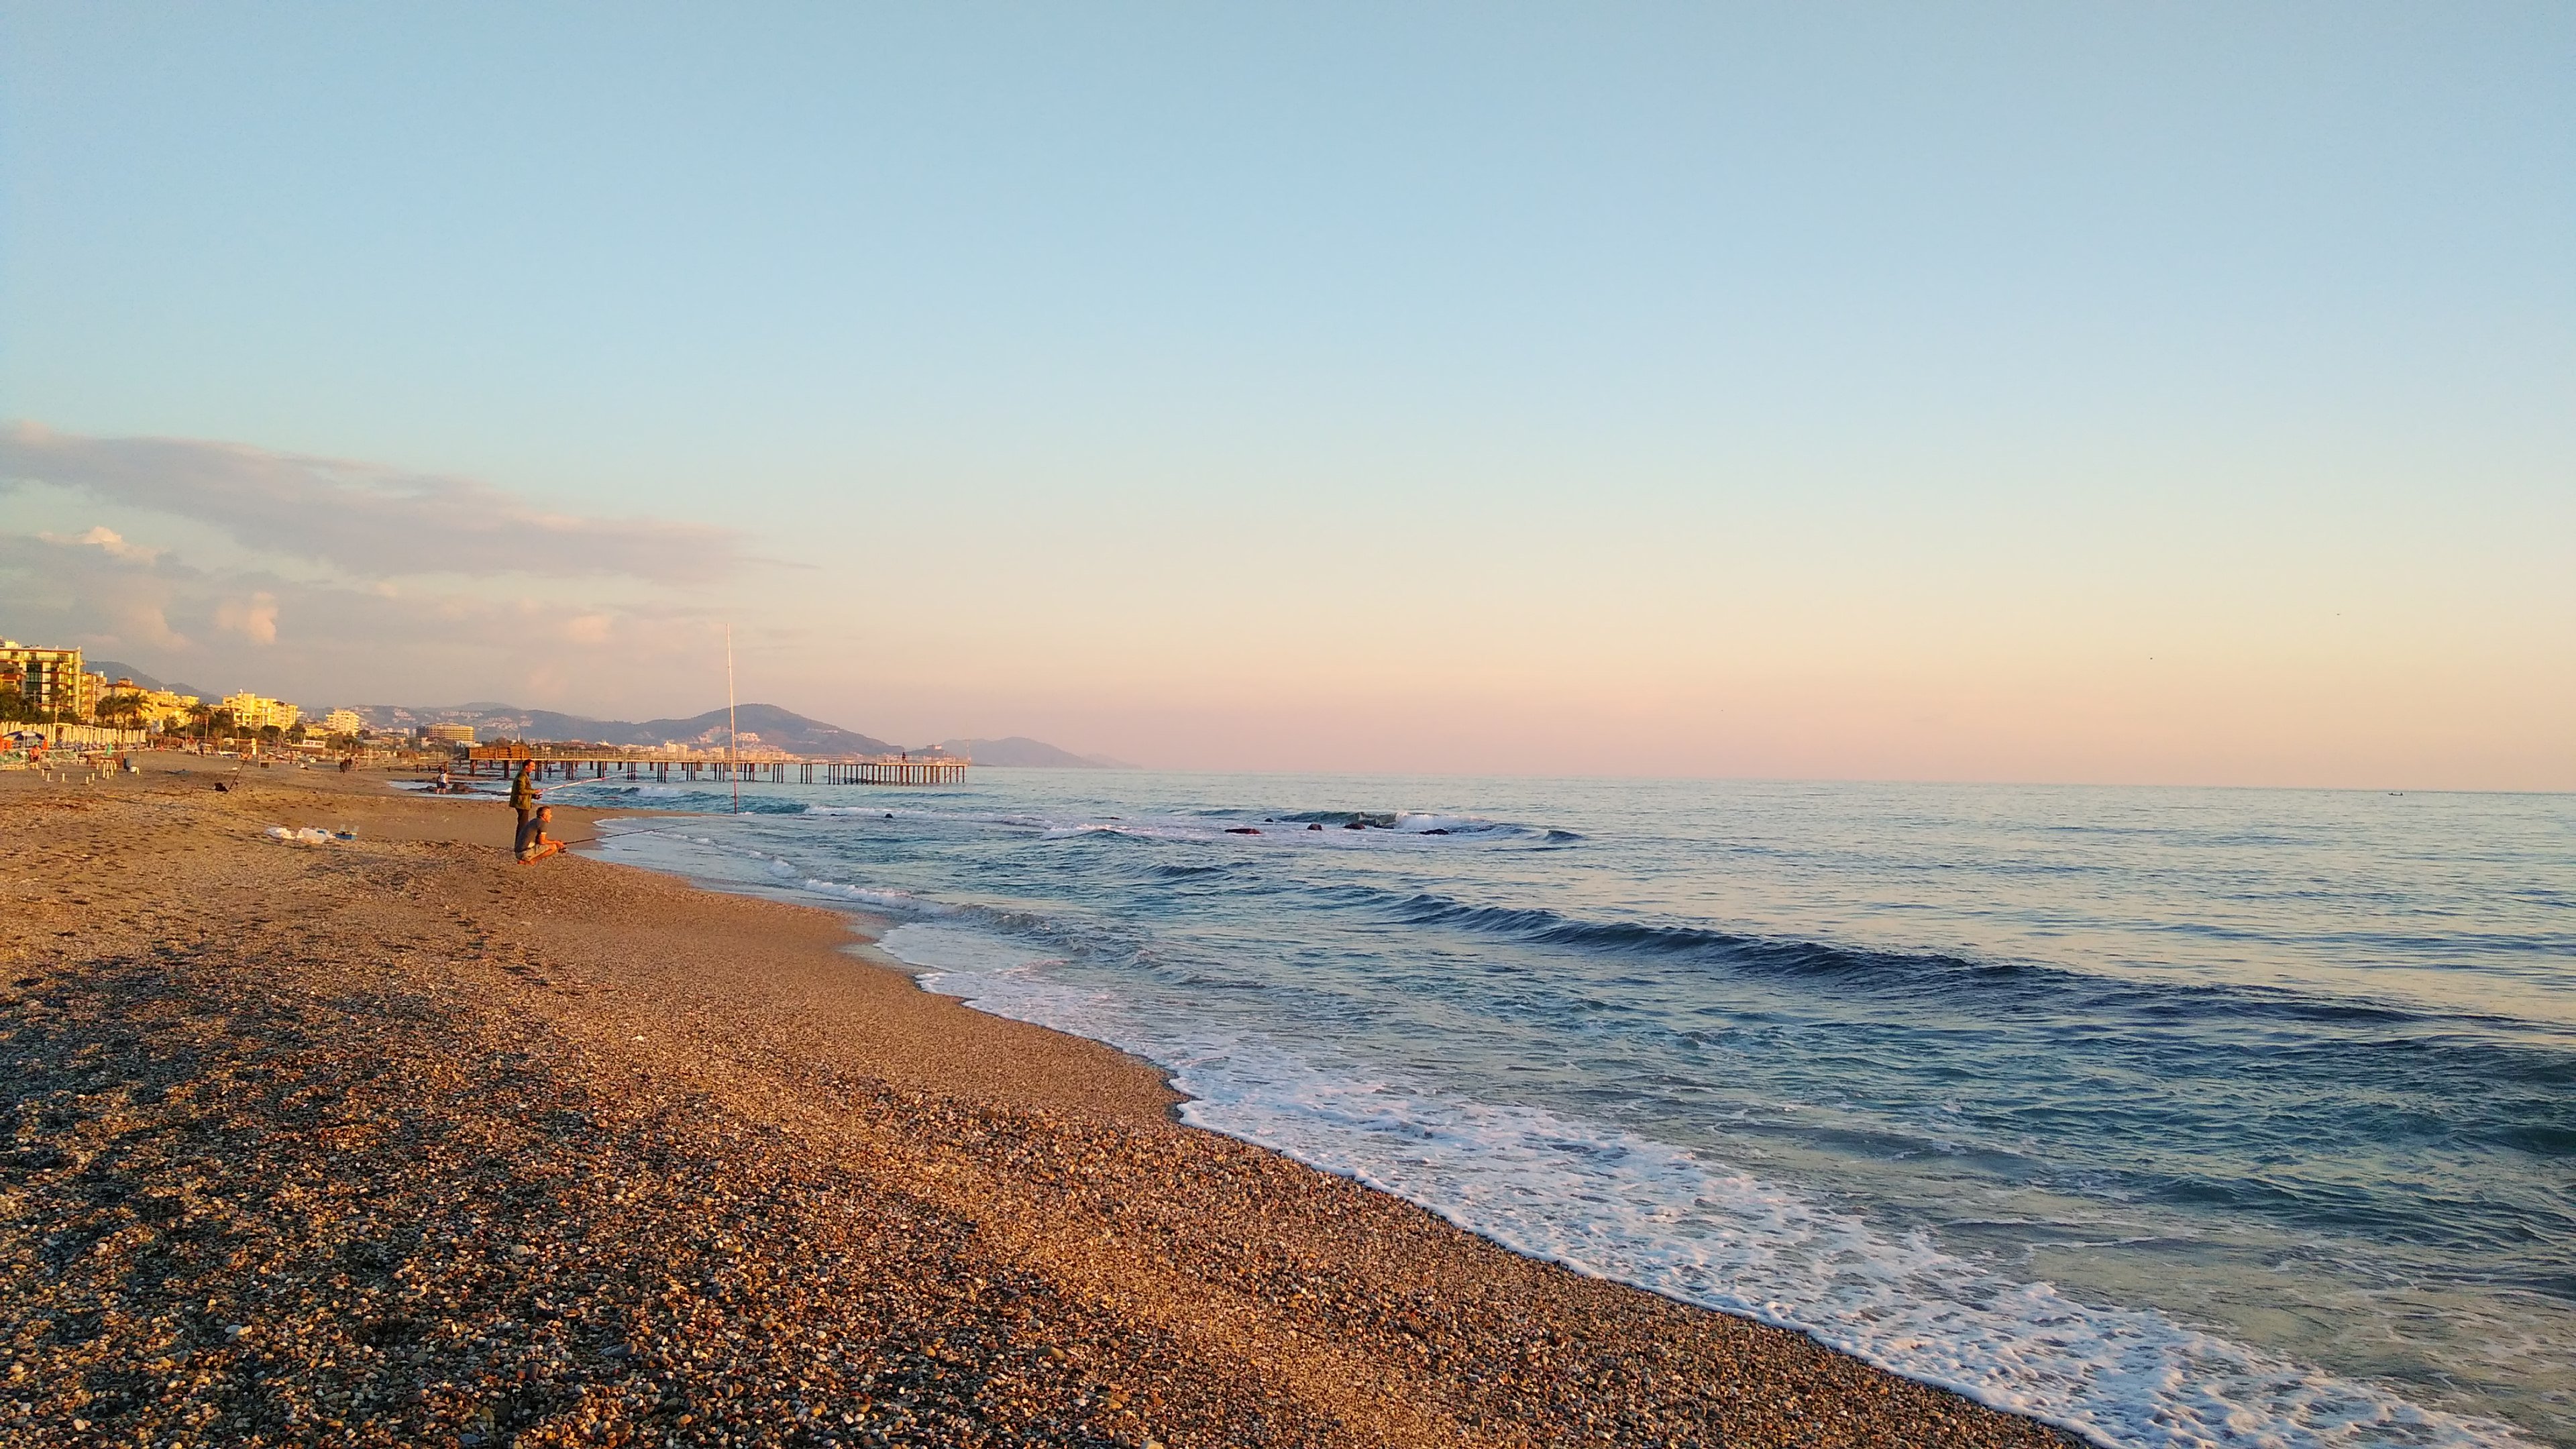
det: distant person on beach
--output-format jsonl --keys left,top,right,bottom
{"left": 515, "top": 804, "right": 566, "bottom": 864}
{"left": 510, "top": 761, "right": 541, "bottom": 829}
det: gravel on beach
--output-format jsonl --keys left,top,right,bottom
{"left": 1, "top": 767, "right": 2079, "bottom": 1447}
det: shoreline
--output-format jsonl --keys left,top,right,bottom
{"left": 3, "top": 761, "right": 2078, "bottom": 1446}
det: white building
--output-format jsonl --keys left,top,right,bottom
{"left": 0, "top": 640, "right": 87, "bottom": 716}
{"left": 220, "top": 692, "right": 302, "bottom": 731}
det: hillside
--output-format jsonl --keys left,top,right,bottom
{"left": 78, "top": 667, "right": 1123, "bottom": 763}
{"left": 352, "top": 702, "right": 901, "bottom": 757}
{"left": 938, "top": 737, "right": 1136, "bottom": 769}
{"left": 89, "top": 661, "right": 213, "bottom": 699}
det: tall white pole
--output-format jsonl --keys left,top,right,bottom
{"left": 726, "top": 625, "right": 739, "bottom": 814}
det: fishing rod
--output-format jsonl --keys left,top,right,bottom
{"left": 727, "top": 623, "right": 739, "bottom": 816}
{"left": 592, "top": 820, "right": 706, "bottom": 842}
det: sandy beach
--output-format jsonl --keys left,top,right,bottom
{"left": 2, "top": 761, "right": 2075, "bottom": 1448}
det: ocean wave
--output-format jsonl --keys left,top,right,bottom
{"left": 798, "top": 877, "right": 960, "bottom": 917}
{"left": 1270, "top": 808, "right": 1536, "bottom": 836}
{"left": 551, "top": 781, "right": 814, "bottom": 814}
{"left": 804, "top": 804, "right": 1058, "bottom": 830}
{"left": 997, "top": 813, "right": 1546, "bottom": 846}
{"left": 1365, "top": 889, "right": 2570, "bottom": 1040}
{"left": 889, "top": 924, "right": 2536, "bottom": 1449}
{"left": 578, "top": 784, "right": 1565, "bottom": 847}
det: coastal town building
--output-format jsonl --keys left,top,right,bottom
{"left": 219, "top": 692, "right": 302, "bottom": 732}
{"left": 142, "top": 690, "right": 199, "bottom": 730}
{"left": 319, "top": 708, "right": 365, "bottom": 737}
{"left": 423, "top": 723, "right": 477, "bottom": 745}
{"left": 0, "top": 640, "right": 89, "bottom": 717}
{"left": 102, "top": 678, "right": 202, "bottom": 731}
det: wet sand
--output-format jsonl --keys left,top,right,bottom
{"left": 1, "top": 761, "right": 2076, "bottom": 1447}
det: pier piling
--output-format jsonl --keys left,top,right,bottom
{"left": 458, "top": 747, "right": 967, "bottom": 787}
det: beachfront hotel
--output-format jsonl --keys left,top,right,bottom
{"left": 0, "top": 639, "right": 105, "bottom": 720}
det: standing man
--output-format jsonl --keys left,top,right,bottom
{"left": 510, "top": 759, "right": 543, "bottom": 841}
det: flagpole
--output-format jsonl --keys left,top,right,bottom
{"left": 726, "top": 625, "right": 739, "bottom": 814}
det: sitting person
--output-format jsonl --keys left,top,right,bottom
{"left": 515, "top": 804, "right": 568, "bottom": 864}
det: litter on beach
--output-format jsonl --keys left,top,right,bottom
{"left": 263, "top": 826, "right": 355, "bottom": 845}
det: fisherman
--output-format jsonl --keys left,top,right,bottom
{"left": 515, "top": 804, "right": 566, "bottom": 864}
{"left": 509, "top": 759, "right": 542, "bottom": 832}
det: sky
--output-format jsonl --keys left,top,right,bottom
{"left": 2, "top": 3, "right": 2569, "bottom": 788}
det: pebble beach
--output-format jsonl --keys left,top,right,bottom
{"left": 1, "top": 762, "right": 2077, "bottom": 1448}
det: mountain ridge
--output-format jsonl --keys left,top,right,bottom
{"left": 89, "top": 661, "right": 215, "bottom": 699}
{"left": 76, "top": 659, "right": 1128, "bottom": 765}
{"left": 341, "top": 702, "right": 1122, "bottom": 766}
{"left": 350, "top": 702, "right": 901, "bottom": 757}
{"left": 938, "top": 736, "right": 1136, "bottom": 769}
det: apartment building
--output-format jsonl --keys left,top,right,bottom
{"left": 219, "top": 692, "right": 303, "bottom": 731}
{"left": 0, "top": 640, "right": 92, "bottom": 717}
{"left": 102, "top": 678, "right": 202, "bottom": 731}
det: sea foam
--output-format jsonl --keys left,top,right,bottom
{"left": 883, "top": 920, "right": 2537, "bottom": 1449}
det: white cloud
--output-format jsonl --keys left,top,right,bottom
{"left": 110, "top": 599, "right": 191, "bottom": 651}
{"left": 37, "top": 525, "right": 162, "bottom": 563}
{"left": 0, "top": 421, "right": 741, "bottom": 584}
{"left": 0, "top": 529, "right": 725, "bottom": 707}
{"left": 215, "top": 592, "right": 280, "bottom": 645}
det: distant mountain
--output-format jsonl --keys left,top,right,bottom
{"left": 351, "top": 702, "right": 902, "bottom": 756}
{"left": 352, "top": 702, "right": 625, "bottom": 742}
{"left": 87, "top": 660, "right": 212, "bottom": 696}
{"left": 634, "top": 704, "right": 902, "bottom": 757}
{"left": 939, "top": 736, "right": 1136, "bottom": 769}
{"left": 63, "top": 665, "right": 1116, "bottom": 761}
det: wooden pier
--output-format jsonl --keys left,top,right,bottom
{"left": 462, "top": 749, "right": 967, "bottom": 786}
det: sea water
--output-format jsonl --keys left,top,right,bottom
{"left": 555, "top": 771, "right": 2574, "bottom": 1448}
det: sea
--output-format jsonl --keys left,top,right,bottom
{"left": 532, "top": 769, "right": 2573, "bottom": 1448}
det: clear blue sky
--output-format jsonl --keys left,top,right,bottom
{"left": 3, "top": 4, "right": 2570, "bottom": 785}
